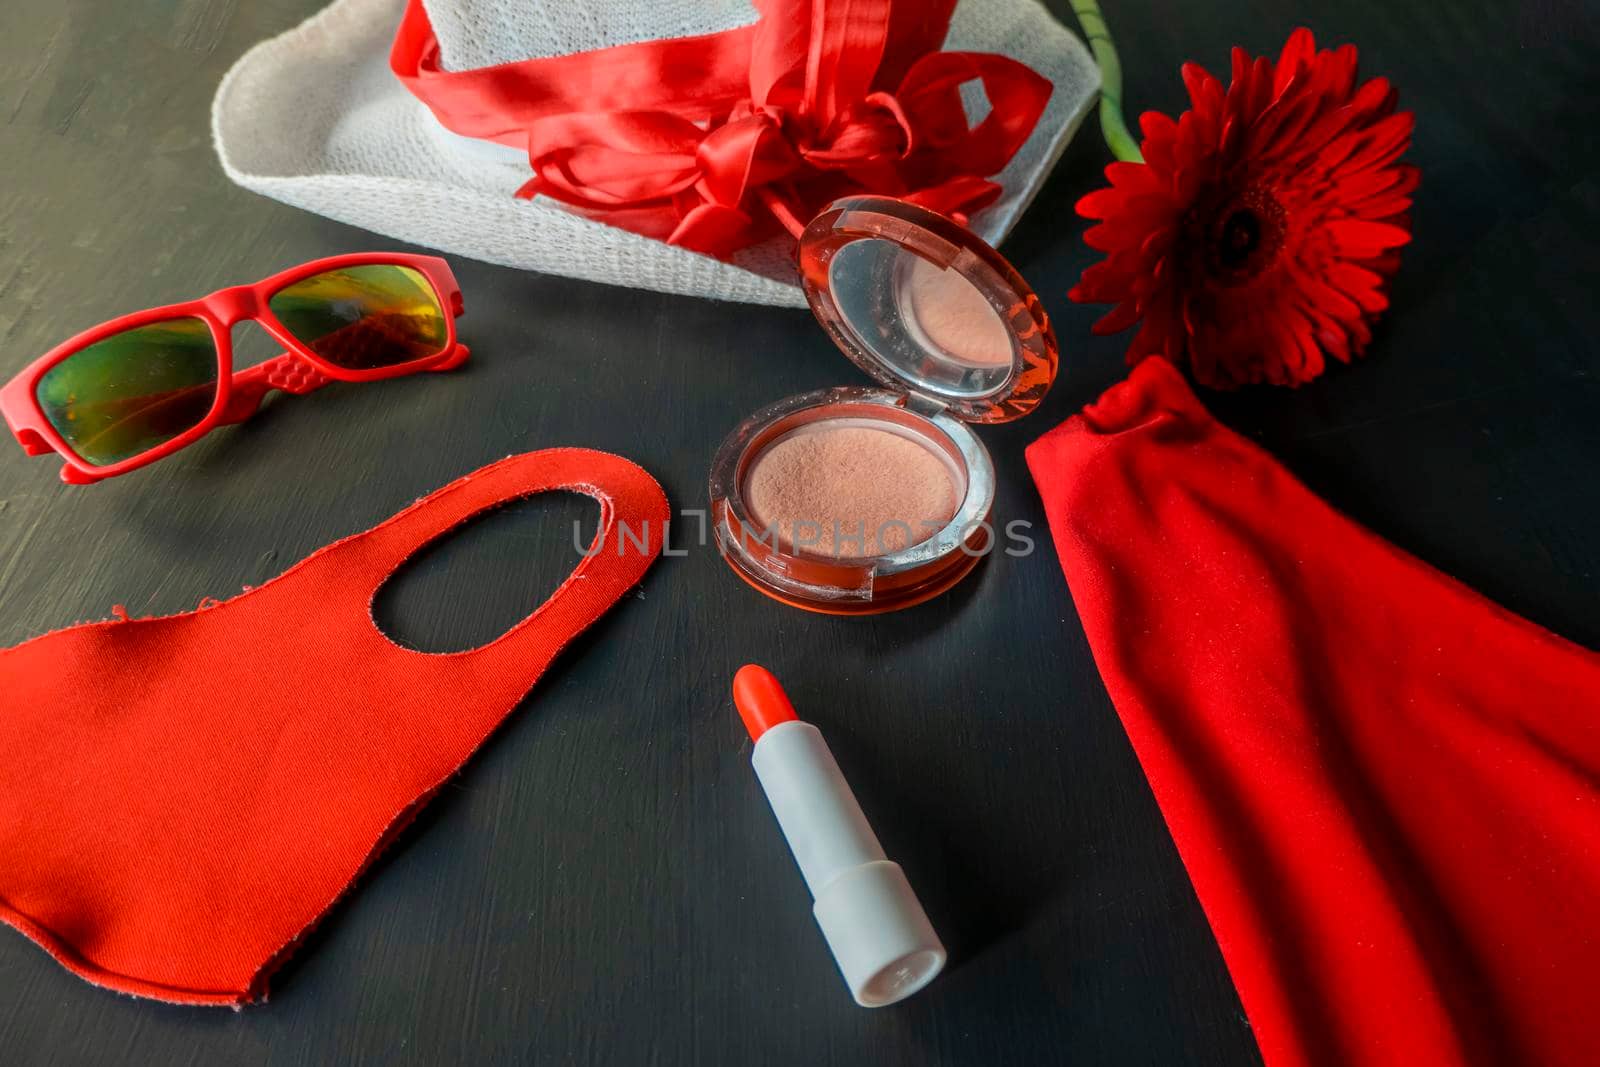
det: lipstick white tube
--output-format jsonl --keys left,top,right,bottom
{"left": 735, "top": 665, "right": 946, "bottom": 1007}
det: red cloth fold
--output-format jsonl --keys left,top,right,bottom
{"left": 1026, "top": 358, "right": 1600, "bottom": 1067}
{"left": 0, "top": 449, "right": 668, "bottom": 1005}
{"left": 390, "top": 0, "right": 1052, "bottom": 256}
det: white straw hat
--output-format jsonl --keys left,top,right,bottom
{"left": 213, "top": 0, "right": 1098, "bottom": 308}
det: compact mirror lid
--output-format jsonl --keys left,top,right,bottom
{"left": 797, "top": 196, "right": 1059, "bottom": 424}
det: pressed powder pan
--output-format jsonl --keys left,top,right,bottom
{"left": 709, "top": 196, "right": 1060, "bottom": 614}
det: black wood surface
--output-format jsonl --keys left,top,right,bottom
{"left": 1, "top": 1, "right": 1596, "bottom": 1064}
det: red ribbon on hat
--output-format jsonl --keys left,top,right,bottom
{"left": 391, "top": 0, "right": 1052, "bottom": 257}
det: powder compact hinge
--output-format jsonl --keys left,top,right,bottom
{"left": 901, "top": 391, "right": 948, "bottom": 417}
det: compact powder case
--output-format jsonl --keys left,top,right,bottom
{"left": 710, "top": 196, "right": 1060, "bottom": 614}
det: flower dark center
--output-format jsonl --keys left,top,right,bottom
{"left": 1197, "top": 184, "right": 1287, "bottom": 284}
{"left": 1219, "top": 210, "right": 1262, "bottom": 269}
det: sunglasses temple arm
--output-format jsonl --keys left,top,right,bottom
{"left": 217, "top": 353, "right": 334, "bottom": 425}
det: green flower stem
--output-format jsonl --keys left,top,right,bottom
{"left": 1069, "top": 0, "right": 1144, "bottom": 163}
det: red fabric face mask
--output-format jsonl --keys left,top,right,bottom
{"left": 0, "top": 448, "right": 668, "bottom": 1006}
{"left": 1027, "top": 358, "right": 1600, "bottom": 1067}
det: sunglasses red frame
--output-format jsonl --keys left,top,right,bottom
{"left": 0, "top": 252, "right": 468, "bottom": 484}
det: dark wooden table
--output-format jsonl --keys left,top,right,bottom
{"left": 2, "top": 1, "right": 1596, "bottom": 1064}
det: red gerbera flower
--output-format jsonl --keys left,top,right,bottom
{"left": 1069, "top": 28, "right": 1418, "bottom": 388}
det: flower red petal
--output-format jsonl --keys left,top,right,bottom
{"left": 1274, "top": 28, "right": 1317, "bottom": 94}
{"left": 1327, "top": 262, "right": 1390, "bottom": 313}
{"left": 1328, "top": 219, "right": 1413, "bottom": 256}
{"left": 1093, "top": 301, "right": 1144, "bottom": 335}
{"left": 1075, "top": 187, "right": 1132, "bottom": 220}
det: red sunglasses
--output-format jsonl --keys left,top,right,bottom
{"left": 1, "top": 253, "right": 468, "bottom": 484}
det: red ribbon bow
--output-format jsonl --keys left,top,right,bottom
{"left": 392, "top": 0, "right": 1052, "bottom": 258}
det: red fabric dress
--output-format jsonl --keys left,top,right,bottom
{"left": 1027, "top": 358, "right": 1600, "bottom": 1067}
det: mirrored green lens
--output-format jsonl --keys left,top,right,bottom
{"left": 268, "top": 264, "right": 448, "bottom": 369}
{"left": 36, "top": 317, "right": 219, "bottom": 467}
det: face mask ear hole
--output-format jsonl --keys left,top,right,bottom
{"left": 372, "top": 491, "right": 601, "bottom": 653}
